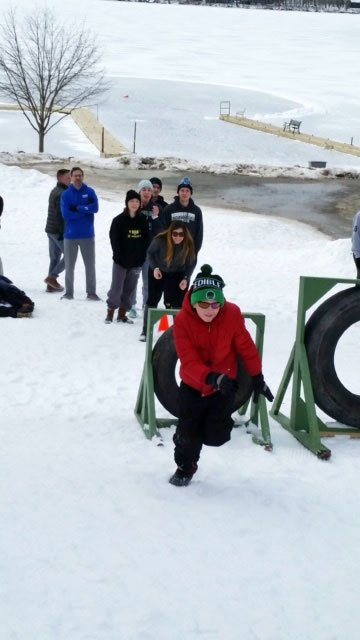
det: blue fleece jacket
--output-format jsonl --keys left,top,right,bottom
{"left": 61, "top": 183, "right": 99, "bottom": 239}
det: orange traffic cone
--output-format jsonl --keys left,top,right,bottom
{"left": 158, "top": 314, "right": 170, "bottom": 332}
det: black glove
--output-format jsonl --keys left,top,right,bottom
{"left": 252, "top": 373, "right": 274, "bottom": 403}
{"left": 57, "top": 233, "right": 63, "bottom": 241}
{"left": 206, "top": 372, "right": 239, "bottom": 397}
{"left": 69, "top": 205, "right": 78, "bottom": 212}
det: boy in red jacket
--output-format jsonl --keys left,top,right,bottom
{"left": 170, "top": 264, "right": 273, "bottom": 486}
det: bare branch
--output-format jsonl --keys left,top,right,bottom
{"left": 0, "top": 6, "right": 110, "bottom": 152}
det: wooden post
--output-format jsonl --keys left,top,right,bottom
{"left": 133, "top": 121, "right": 137, "bottom": 153}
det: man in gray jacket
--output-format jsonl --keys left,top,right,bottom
{"left": 352, "top": 209, "right": 360, "bottom": 279}
{"left": 44, "top": 169, "right": 70, "bottom": 292}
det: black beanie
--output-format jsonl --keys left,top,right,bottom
{"left": 150, "top": 177, "right": 162, "bottom": 190}
{"left": 125, "top": 190, "right": 141, "bottom": 206}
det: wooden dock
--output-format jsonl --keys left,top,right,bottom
{"left": 0, "top": 103, "right": 129, "bottom": 157}
{"left": 220, "top": 114, "right": 360, "bottom": 159}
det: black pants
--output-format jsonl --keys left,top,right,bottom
{"left": 173, "top": 382, "right": 235, "bottom": 472}
{"left": 147, "top": 269, "right": 187, "bottom": 309}
{"left": 353, "top": 255, "right": 360, "bottom": 279}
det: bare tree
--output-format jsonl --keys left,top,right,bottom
{"left": 0, "top": 7, "right": 109, "bottom": 152}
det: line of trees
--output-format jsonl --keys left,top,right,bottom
{"left": 153, "top": 0, "right": 357, "bottom": 9}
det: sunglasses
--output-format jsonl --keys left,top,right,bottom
{"left": 172, "top": 231, "right": 184, "bottom": 238}
{"left": 197, "top": 301, "right": 221, "bottom": 309}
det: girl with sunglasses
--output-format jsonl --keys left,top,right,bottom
{"left": 140, "top": 221, "right": 196, "bottom": 341}
{"left": 169, "top": 263, "right": 273, "bottom": 486}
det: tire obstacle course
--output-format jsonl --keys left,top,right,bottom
{"left": 134, "top": 308, "right": 272, "bottom": 450}
{"left": 271, "top": 276, "right": 360, "bottom": 459}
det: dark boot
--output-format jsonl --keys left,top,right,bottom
{"left": 105, "top": 308, "right": 115, "bottom": 324}
{"left": 140, "top": 305, "right": 149, "bottom": 339}
{"left": 117, "top": 308, "right": 134, "bottom": 324}
{"left": 169, "top": 463, "right": 198, "bottom": 487}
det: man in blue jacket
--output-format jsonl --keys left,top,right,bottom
{"left": 61, "top": 167, "right": 100, "bottom": 300}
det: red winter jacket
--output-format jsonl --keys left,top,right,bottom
{"left": 173, "top": 292, "right": 262, "bottom": 396}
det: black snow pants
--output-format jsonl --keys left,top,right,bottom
{"left": 173, "top": 382, "right": 235, "bottom": 472}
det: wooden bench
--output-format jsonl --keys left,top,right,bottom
{"left": 283, "top": 119, "right": 301, "bottom": 133}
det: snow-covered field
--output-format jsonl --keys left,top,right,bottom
{"left": 1, "top": 3, "right": 360, "bottom": 639}
{"left": 1, "top": 162, "right": 360, "bottom": 640}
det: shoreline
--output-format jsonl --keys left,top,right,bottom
{"left": 15, "top": 161, "right": 360, "bottom": 239}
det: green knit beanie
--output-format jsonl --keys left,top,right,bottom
{"left": 190, "top": 264, "right": 225, "bottom": 306}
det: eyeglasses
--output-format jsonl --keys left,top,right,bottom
{"left": 197, "top": 301, "right": 221, "bottom": 309}
{"left": 172, "top": 231, "right": 184, "bottom": 238}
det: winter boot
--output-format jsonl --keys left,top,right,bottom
{"left": 169, "top": 463, "right": 198, "bottom": 487}
{"left": 105, "top": 308, "right": 115, "bottom": 324}
{"left": 140, "top": 305, "right": 149, "bottom": 338}
{"left": 44, "top": 276, "right": 64, "bottom": 292}
{"left": 117, "top": 308, "right": 134, "bottom": 324}
{"left": 16, "top": 303, "right": 33, "bottom": 318}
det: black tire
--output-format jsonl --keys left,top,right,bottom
{"left": 152, "top": 326, "right": 253, "bottom": 418}
{"left": 305, "top": 286, "right": 360, "bottom": 427}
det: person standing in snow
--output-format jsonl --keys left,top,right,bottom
{"left": 140, "top": 221, "right": 196, "bottom": 341}
{"left": 163, "top": 177, "right": 203, "bottom": 268}
{"left": 136, "top": 179, "right": 165, "bottom": 311}
{"left": 105, "top": 190, "right": 149, "bottom": 324}
{"left": 61, "top": 167, "right": 100, "bottom": 300}
{"left": 149, "top": 177, "right": 168, "bottom": 210}
{"left": 44, "top": 168, "right": 70, "bottom": 293}
{"left": 169, "top": 264, "right": 273, "bottom": 487}
{"left": 351, "top": 209, "right": 360, "bottom": 279}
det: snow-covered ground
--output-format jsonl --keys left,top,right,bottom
{"left": 1, "top": 3, "right": 360, "bottom": 639}
{"left": 1, "top": 162, "right": 360, "bottom": 640}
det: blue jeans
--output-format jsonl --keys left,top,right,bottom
{"left": 47, "top": 233, "right": 65, "bottom": 278}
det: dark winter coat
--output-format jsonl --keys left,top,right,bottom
{"left": 173, "top": 291, "right": 262, "bottom": 396}
{"left": 154, "top": 195, "right": 168, "bottom": 209}
{"left": 110, "top": 211, "right": 150, "bottom": 269}
{"left": 147, "top": 236, "right": 195, "bottom": 279}
{"left": 0, "top": 275, "right": 34, "bottom": 317}
{"left": 163, "top": 197, "right": 203, "bottom": 254}
{"left": 45, "top": 182, "right": 67, "bottom": 235}
{"left": 141, "top": 202, "right": 165, "bottom": 240}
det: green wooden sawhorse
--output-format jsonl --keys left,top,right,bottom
{"left": 134, "top": 308, "right": 272, "bottom": 450}
{"left": 270, "top": 276, "right": 360, "bottom": 459}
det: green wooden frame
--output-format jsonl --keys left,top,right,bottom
{"left": 134, "top": 308, "right": 272, "bottom": 450}
{"left": 270, "top": 276, "right": 360, "bottom": 459}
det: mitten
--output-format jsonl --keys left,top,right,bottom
{"left": 252, "top": 373, "right": 274, "bottom": 403}
{"left": 206, "top": 372, "right": 239, "bottom": 397}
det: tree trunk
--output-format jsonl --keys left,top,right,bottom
{"left": 38, "top": 129, "right": 45, "bottom": 153}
